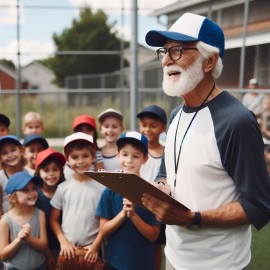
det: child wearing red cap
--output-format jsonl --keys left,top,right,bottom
{"left": 35, "top": 148, "right": 66, "bottom": 270}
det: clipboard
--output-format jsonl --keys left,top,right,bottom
{"left": 85, "top": 171, "right": 189, "bottom": 210}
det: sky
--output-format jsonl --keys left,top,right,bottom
{"left": 0, "top": 0, "right": 176, "bottom": 66}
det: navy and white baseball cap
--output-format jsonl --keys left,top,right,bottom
{"left": 5, "top": 172, "right": 42, "bottom": 195}
{"left": 145, "top": 12, "right": 225, "bottom": 58}
{"left": 117, "top": 131, "right": 148, "bottom": 154}
{"left": 137, "top": 105, "right": 167, "bottom": 124}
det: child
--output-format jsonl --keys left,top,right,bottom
{"left": 0, "top": 171, "right": 47, "bottom": 270}
{"left": 137, "top": 105, "right": 167, "bottom": 270}
{"left": 23, "top": 134, "right": 49, "bottom": 175}
{"left": 22, "top": 112, "right": 44, "bottom": 136}
{"left": 64, "top": 115, "right": 104, "bottom": 180}
{"left": 35, "top": 148, "right": 66, "bottom": 270}
{"left": 0, "top": 135, "right": 32, "bottom": 216}
{"left": 50, "top": 132, "right": 104, "bottom": 269}
{"left": 137, "top": 105, "right": 167, "bottom": 182}
{"left": 98, "top": 108, "right": 124, "bottom": 171}
{"left": 90, "top": 131, "right": 160, "bottom": 270}
{"left": 0, "top": 113, "right": 10, "bottom": 137}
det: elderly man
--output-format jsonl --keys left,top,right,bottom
{"left": 141, "top": 12, "right": 270, "bottom": 270}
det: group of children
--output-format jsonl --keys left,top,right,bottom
{"left": 0, "top": 105, "right": 167, "bottom": 270}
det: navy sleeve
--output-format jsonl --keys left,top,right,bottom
{"left": 211, "top": 93, "right": 270, "bottom": 230}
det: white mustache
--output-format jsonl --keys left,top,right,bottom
{"left": 163, "top": 65, "right": 183, "bottom": 74}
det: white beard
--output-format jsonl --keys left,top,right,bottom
{"left": 162, "top": 55, "right": 205, "bottom": 97}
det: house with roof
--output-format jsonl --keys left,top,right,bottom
{"left": 21, "top": 60, "right": 65, "bottom": 101}
{"left": 145, "top": 0, "right": 270, "bottom": 89}
{"left": 0, "top": 64, "right": 28, "bottom": 90}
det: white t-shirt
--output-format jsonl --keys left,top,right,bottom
{"left": 102, "top": 154, "right": 121, "bottom": 172}
{"left": 50, "top": 178, "right": 105, "bottom": 246}
{"left": 140, "top": 153, "right": 162, "bottom": 182}
{"left": 165, "top": 92, "right": 259, "bottom": 269}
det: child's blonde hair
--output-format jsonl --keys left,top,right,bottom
{"left": 22, "top": 112, "right": 44, "bottom": 128}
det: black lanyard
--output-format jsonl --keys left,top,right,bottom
{"left": 173, "top": 84, "right": 216, "bottom": 197}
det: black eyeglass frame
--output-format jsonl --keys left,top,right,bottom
{"left": 156, "top": 45, "right": 198, "bottom": 62}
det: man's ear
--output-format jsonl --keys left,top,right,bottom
{"left": 204, "top": 53, "right": 219, "bottom": 73}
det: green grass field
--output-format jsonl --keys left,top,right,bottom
{"left": 250, "top": 223, "right": 270, "bottom": 269}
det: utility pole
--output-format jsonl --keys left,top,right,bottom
{"left": 130, "top": 0, "right": 138, "bottom": 130}
{"left": 16, "top": 0, "right": 21, "bottom": 138}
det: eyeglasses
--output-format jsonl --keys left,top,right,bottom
{"left": 156, "top": 45, "right": 198, "bottom": 62}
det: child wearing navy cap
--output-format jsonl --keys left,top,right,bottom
{"left": 0, "top": 114, "right": 10, "bottom": 137}
{"left": 0, "top": 172, "right": 47, "bottom": 270}
{"left": 89, "top": 131, "right": 160, "bottom": 270}
{"left": 0, "top": 135, "right": 34, "bottom": 216}
{"left": 137, "top": 105, "right": 167, "bottom": 270}
{"left": 23, "top": 134, "right": 49, "bottom": 175}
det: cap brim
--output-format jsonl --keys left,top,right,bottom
{"left": 64, "top": 139, "right": 95, "bottom": 154}
{"left": 98, "top": 112, "right": 123, "bottom": 123}
{"left": 24, "top": 138, "right": 49, "bottom": 149}
{"left": 146, "top": 30, "right": 198, "bottom": 47}
{"left": 117, "top": 137, "right": 148, "bottom": 154}
{"left": 137, "top": 111, "right": 166, "bottom": 124}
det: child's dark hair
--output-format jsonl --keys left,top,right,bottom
{"left": 64, "top": 140, "right": 95, "bottom": 158}
{"left": 117, "top": 140, "right": 148, "bottom": 157}
{"left": 35, "top": 156, "right": 66, "bottom": 185}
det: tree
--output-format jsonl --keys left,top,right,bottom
{"left": 47, "top": 7, "right": 129, "bottom": 86}
{"left": 0, "top": 59, "right": 15, "bottom": 70}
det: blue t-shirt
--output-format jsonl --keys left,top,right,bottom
{"left": 96, "top": 188, "right": 159, "bottom": 270}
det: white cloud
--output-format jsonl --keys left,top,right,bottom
{"left": 0, "top": 0, "right": 26, "bottom": 25}
{"left": 0, "top": 39, "right": 54, "bottom": 66}
{"left": 0, "top": 0, "right": 176, "bottom": 64}
{"left": 67, "top": 0, "right": 176, "bottom": 15}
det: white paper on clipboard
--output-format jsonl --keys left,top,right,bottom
{"left": 85, "top": 171, "right": 189, "bottom": 210}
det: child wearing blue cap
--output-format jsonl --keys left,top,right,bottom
{"left": 89, "top": 131, "right": 160, "bottom": 270}
{"left": 0, "top": 135, "right": 34, "bottom": 216}
{"left": 23, "top": 134, "right": 49, "bottom": 175}
{"left": 0, "top": 172, "right": 47, "bottom": 270}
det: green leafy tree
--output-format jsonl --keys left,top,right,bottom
{"left": 0, "top": 59, "right": 15, "bottom": 70}
{"left": 47, "top": 7, "right": 128, "bottom": 86}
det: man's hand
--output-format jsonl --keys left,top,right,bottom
{"left": 141, "top": 193, "right": 192, "bottom": 226}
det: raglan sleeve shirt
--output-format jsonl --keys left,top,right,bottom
{"left": 207, "top": 92, "right": 270, "bottom": 229}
